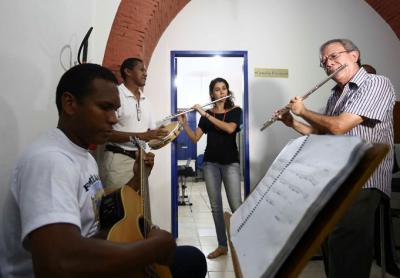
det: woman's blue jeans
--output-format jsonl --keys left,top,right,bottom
{"left": 203, "top": 162, "right": 242, "bottom": 247}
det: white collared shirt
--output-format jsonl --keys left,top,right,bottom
{"left": 113, "top": 83, "right": 155, "bottom": 150}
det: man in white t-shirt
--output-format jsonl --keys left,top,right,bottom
{"left": 99, "top": 57, "right": 168, "bottom": 189}
{"left": 0, "top": 63, "right": 207, "bottom": 277}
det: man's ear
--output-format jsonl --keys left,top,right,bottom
{"left": 124, "top": 67, "right": 132, "bottom": 78}
{"left": 350, "top": 50, "right": 360, "bottom": 65}
{"left": 61, "top": 92, "right": 78, "bottom": 116}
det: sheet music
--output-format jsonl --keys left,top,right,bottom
{"left": 230, "top": 135, "right": 370, "bottom": 278}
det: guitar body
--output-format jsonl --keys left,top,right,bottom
{"left": 102, "top": 185, "right": 172, "bottom": 278}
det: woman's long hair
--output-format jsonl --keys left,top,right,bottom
{"left": 209, "top": 77, "right": 235, "bottom": 109}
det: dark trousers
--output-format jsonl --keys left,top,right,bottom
{"left": 170, "top": 245, "right": 207, "bottom": 278}
{"left": 322, "top": 189, "right": 382, "bottom": 278}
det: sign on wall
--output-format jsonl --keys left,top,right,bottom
{"left": 255, "top": 68, "right": 288, "bottom": 78}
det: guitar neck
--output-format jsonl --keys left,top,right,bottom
{"left": 139, "top": 148, "right": 152, "bottom": 221}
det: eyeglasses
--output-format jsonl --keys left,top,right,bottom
{"left": 136, "top": 103, "right": 141, "bottom": 121}
{"left": 319, "top": 50, "right": 351, "bottom": 68}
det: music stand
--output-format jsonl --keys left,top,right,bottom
{"left": 225, "top": 143, "right": 389, "bottom": 278}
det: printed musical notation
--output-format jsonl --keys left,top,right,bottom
{"left": 229, "top": 135, "right": 370, "bottom": 278}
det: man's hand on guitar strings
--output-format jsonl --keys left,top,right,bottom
{"left": 143, "top": 152, "right": 155, "bottom": 169}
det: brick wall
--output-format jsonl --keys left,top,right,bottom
{"left": 366, "top": 0, "right": 400, "bottom": 40}
{"left": 103, "top": 0, "right": 189, "bottom": 81}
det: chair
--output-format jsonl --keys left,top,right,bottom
{"left": 177, "top": 159, "right": 195, "bottom": 206}
{"left": 374, "top": 193, "right": 400, "bottom": 277}
{"left": 195, "top": 154, "right": 204, "bottom": 182}
{"left": 374, "top": 148, "right": 400, "bottom": 277}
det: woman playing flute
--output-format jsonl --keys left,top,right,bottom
{"left": 179, "top": 77, "right": 243, "bottom": 259}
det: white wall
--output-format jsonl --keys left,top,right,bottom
{"left": 146, "top": 0, "right": 400, "bottom": 227}
{"left": 91, "top": 1, "right": 121, "bottom": 64}
{"left": 0, "top": 0, "right": 119, "bottom": 227}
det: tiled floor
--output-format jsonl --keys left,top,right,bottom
{"left": 176, "top": 180, "right": 397, "bottom": 278}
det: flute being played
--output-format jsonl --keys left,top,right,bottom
{"left": 157, "top": 95, "right": 232, "bottom": 125}
{"left": 260, "top": 63, "right": 347, "bottom": 131}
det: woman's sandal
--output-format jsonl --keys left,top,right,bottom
{"left": 207, "top": 246, "right": 228, "bottom": 259}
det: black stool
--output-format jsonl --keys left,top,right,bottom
{"left": 178, "top": 164, "right": 195, "bottom": 206}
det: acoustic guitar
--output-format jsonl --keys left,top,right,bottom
{"left": 99, "top": 137, "right": 172, "bottom": 277}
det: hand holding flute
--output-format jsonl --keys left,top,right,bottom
{"left": 192, "top": 104, "right": 208, "bottom": 117}
{"left": 260, "top": 64, "right": 347, "bottom": 131}
{"left": 273, "top": 96, "right": 305, "bottom": 128}
{"left": 157, "top": 95, "right": 232, "bottom": 126}
{"left": 177, "top": 105, "right": 205, "bottom": 144}
{"left": 177, "top": 104, "right": 207, "bottom": 127}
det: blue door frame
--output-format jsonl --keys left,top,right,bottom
{"left": 170, "top": 50, "right": 250, "bottom": 238}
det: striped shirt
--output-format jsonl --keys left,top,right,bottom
{"left": 325, "top": 67, "right": 395, "bottom": 196}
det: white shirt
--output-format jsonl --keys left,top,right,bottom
{"left": 112, "top": 83, "right": 155, "bottom": 150}
{"left": 0, "top": 128, "right": 104, "bottom": 277}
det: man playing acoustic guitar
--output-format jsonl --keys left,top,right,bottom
{"left": 0, "top": 63, "right": 207, "bottom": 277}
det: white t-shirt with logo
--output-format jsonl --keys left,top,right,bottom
{"left": 0, "top": 128, "right": 104, "bottom": 277}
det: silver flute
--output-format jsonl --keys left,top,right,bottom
{"left": 158, "top": 95, "right": 232, "bottom": 124}
{"left": 260, "top": 64, "right": 347, "bottom": 131}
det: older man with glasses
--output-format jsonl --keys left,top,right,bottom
{"left": 277, "top": 38, "right": 395, "bottom": 278}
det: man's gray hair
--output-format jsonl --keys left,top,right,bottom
{"left": 320, "top": 39, "right": 361, "bottom": 66}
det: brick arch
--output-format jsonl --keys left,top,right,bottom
{"left": 102, "top": 0, "right": 189, "bottom": 81}
{"left": 366, "top": 0, "right": 400, "bottom": 40}
{"left": 103, "top": 0, "right": 399, "bottom": 81}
